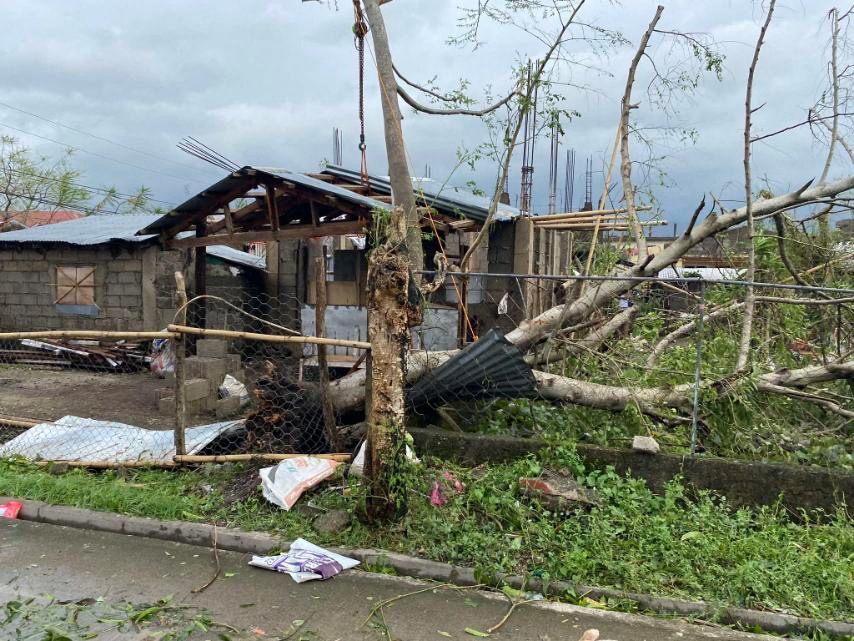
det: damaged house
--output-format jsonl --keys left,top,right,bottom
{"left": 0, "top": 213, "right": 266, "bottom": 333}
{"left": 134, "top": 164, "right": 525, "bottom": 368}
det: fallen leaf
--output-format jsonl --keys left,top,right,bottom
{"left": 437, "top": 632, "right": 452, "bottom": 638}
{"left": 251, "top": 628, "right": 266, "bottom": 636}
{"left": 224, "top": 572, "right": 236, "bottom": 578}
{"left": 578, "top": 629, "right": 599, "bottom": 641}
{"left": 464, "top": 627, "right": 490, "bottom": 637}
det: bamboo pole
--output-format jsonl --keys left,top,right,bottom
{"left": 174, "top": 272, "right": 188, "bottom": 457}
{"left": 0, "top": 330, "right": 177, "bottom": 340}
{"left": 167, "top": 324, "right": 371, "bottom": 350}
{"left": 173, "top": 453, "right": 352, "bottom": 463}
{"left": 315, "top": 255, "right": 340, "bottom": 451}
{"left": 33, "top": 460, "right": 177, "bottom": 469}
{"left": 0, "top": 416, "right": 39, "bottom": 428}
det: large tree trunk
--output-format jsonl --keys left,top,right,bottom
{"left": 361, "top": 0, "right": 423, "bottom": 521}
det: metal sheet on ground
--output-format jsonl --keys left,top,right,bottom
{"left": 0, "top": 415, "right": 242, "bottom": 462}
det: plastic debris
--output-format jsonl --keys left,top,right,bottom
{"left": 518, "top": 470, "right": 601, "bottom": 509}
{"left": 632, "top": 435, "right": 660, "bottom": 454}
{"left": 219, "top": 374, "right": 249, "bottom": 407}
{"left": 249, "top": 538, "right": 359, "bottom": 582}
{"left": 259, "top": 457, "right": 340, "bottom": 510}
{"left": 349, "top": 440, "right": 419, "bottom": 477}
{"left": 150, "top": 334, "right": 176, "bottom": 377}
{"left": 0, "top": 501, "right": 22, "bottom": 519}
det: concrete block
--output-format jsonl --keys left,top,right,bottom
{"left": 186, "top": 356, "right": 227, "bottom": 385}
{"left": 216, "top": 395, "right": 242, "bottom": 418}
{"left": 157, "top": 396, "right": 176, "bottom": 415}
{"left": 153, "top": 387, "right": 173, "bottom": 402}
{"left": 120, "top": 295, "right": 141, "bottom": 308}
{"left": 196, "top": 338, "right": 228, "bottom": 358}
{"left": 184, "top": 378, "right": 211, "bottom": 402}
{"left": 223, "top": 353, "right": 241, "bottom": 373}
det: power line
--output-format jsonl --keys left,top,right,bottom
{"left": 0, "top": 190, "right": 147, "bottom": 217}
{"left": 4, "top": 167, "right": 175, "bottom": 207}
{"left": 0, "top": 120, "right": 207, "bottom": 185}
{"left": 0, "top": 101, "right": 218, "bottom": 177}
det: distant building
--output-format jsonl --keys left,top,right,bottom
{"left": 0, "top": 210, "right": 84, "bottom": 232}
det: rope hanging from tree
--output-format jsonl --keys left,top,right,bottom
{"left": 353, "top": 0, "right": 369, "bottom": 185}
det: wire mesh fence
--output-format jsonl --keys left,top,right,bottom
{"left": 0, "top": 270, "right": 851, "bottom": 466}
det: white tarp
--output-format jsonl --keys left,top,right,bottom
{"left": 0, "top": 415, "right": 243, "bottom": 463}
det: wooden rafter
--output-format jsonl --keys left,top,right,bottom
{"left": 168, "top": 220, "right": 367, "bottom": 249}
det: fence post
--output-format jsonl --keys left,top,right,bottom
{"left": 314, "top": 256, "right": 339, "bottom": 450}
{"left": 174, "top": 271, "right": 188, "bottom": 457}
{"left": 689, "top": 280, "right": 706, "bottom": 456}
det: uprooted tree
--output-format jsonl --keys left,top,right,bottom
{"left": 319, "top": 0, "right": 854, "bottom": 521}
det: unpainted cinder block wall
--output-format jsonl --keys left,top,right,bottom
{"left": 0, "top": 243, "right": 186, "bottom": 332}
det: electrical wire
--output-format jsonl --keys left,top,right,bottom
{"left": 0, "top": 120, "right": 206, "bottom": 184}
{"left": 0, "top": 190, "right": 143, "bottom": 217}
{"left": 3, "top": 166, "right": 175, "bottom": 207}
{"left": 0, "top": 101, "right": 218, "bottom": 177}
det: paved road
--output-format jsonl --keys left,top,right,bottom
{"left": 0, "top": 519, "right": 776, "bottom": 641}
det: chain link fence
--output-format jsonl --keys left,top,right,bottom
{"left": 0, "top": 271, "right": 851, "bottom": 466}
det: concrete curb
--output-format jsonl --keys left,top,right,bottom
{"left": 4, "top": 497, "right": 852, "bottom": 639}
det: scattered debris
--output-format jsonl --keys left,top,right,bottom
{"left": 219, "top": 373, "right": 249, "bottom": 406}
{"left": 150, "top": 334, "right": 176, "bottom": 377}
{"left": 313, "top": 509, "right": 352, "bottom": 534}
{"left": 407, "top": 329, "right": 537, "bottom": 409}
{"left": 259, "top": 456, "right": 341, "bottom": 510}
{"left": 3, "top": 338, "right": 150, "bottom": 372}
{"left": 518, "top": 469, "right": 601, "bottom": 510}
{"left": 632, "top": 435, "right": 660, "bottom": 454}
{"left": 0, "top": 501, "right": 22, "bottom": 519}
{"left": 350, "top": 439, "right": 419, "bottom": 477}
{"left": 249, "top": 538, "right": 359, "bottom": 582}
{"left": 430, "top": 470, "right": 467, "bottom": 506}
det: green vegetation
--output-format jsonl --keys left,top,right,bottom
{"left": 1, "top": 450, "right": 850, "bottom": 624}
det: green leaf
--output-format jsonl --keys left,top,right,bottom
{"left": 224, "top": 572, "right": 236, "bottom": 578}
{"left": 680, "top": 531, "right": 702, "bottom": 542}
{"left": 464, "top": 627, "right": 490, "bottom": 637}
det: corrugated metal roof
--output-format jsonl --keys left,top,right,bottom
{"left": 324, "top": 164, "right": 520, "bottom": 222}
{"left": 206, "top": 245, "right": 266, "bottom": 270}
{"left": 137, "top": 166, "right": 389, "bottom": 236}
{"left": 261, "top": 167, "right": 390, "bottom": 212}
{"left": 0, "top": 213, "right": 161, "bottom": 245}
{"left": 0, "top": 214, "right": 265, "bottom": 270}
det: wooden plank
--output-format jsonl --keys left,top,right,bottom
{"left": 266, "top": 183, "right": 281, "bottom": 231}
{"left": 193, "top": 220, "right": 207, "bottom": 330}
{"left": 174, "top": 272, "right": 188, "bottom": 458}
{"left": 168, "top": 221, "right": 367, "bottom": 249}
{"left": 315, "top": 254, "right": 339, "bottom": 450}
{"left": 223, "top": 203, "right": 234, "bottom": 235}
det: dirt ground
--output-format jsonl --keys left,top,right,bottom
{"left": 0, "top": 365, "right": 179, "bottom": 428}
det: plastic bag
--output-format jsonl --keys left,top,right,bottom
{"left": 350, "top": 439, "right": 419, "bottom": 477}
{"left": 249, "top": 538, "right": 359, "bottom": 583}
{"left": 150, "top": 334, "right": 176, "bottom": 378}
{"left": 259, "top": 457, "right": 340, "bottom": 510}
{"left": 0, "top": 501, "right": 22, "bottom": 519}
{"left": 219, "top": 374, "right": 249, "bottom": 406}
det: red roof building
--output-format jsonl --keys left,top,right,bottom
{"left": 0, "top": 210, "right": 85, "bottom": 232}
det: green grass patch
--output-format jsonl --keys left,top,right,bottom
{"left": 0, "top": 451, "right": 850, "bottom": 624}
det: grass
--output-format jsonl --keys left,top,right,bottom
{"left": 0, "top": 450, "right": 851, "bottom": 625}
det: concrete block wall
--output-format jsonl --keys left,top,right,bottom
{"left": 0, "top": 245, "right": 149, "bottom": 332}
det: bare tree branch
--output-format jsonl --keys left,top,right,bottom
{"left": 737, "top": 0, "right": 777, "bottom": 371}
{"left": 619, "top": 5, "right": 664, "bottom": 260}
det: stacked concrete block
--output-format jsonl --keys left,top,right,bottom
{"left": 157, "top": 338, "right": 245, "bottom": 420}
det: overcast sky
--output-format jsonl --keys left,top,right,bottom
{"left": 0, "top": 0, "right": 849, "bottom": 229}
